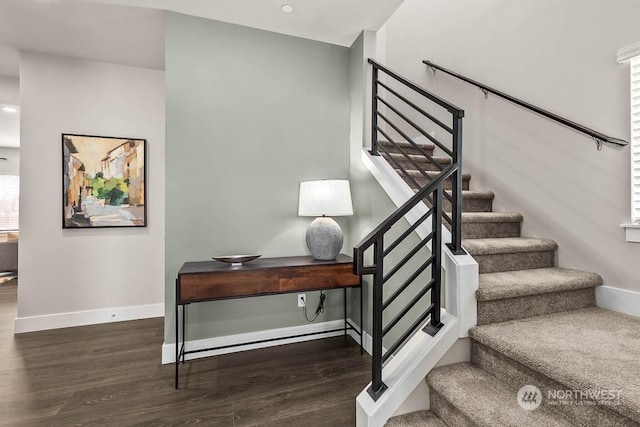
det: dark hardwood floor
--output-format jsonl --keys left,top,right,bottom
{"left": 0, "top": 281, "right": 370, "bottom": 426}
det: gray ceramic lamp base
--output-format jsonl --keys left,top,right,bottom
{"left": 306, "top": 216, "right": 343, "bottom": 260}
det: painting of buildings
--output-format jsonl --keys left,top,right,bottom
{"left": 62, "top": 134, "right": 146, "bottom": 228}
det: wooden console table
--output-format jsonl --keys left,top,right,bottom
{"left": 175, "top": 254, "right": 362, "bottom": 388}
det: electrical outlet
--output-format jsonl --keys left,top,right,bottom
{"left": 298, "top": 293, "right": 306, "bottom": 308}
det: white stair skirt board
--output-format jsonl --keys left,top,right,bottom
{"left": 14, "top": 303, "right": 164, "bottom": 334}
{"left": 356, "top": 311, "right": 458, "bottom": 427}
{"left": 392, "top": 338, "right": 471, "bottom": 417}
{"left": 596, "top": 285, "right": 640, "bottom": 318}
{"left": 161, "top": 318, "right": 372, "bottom": 364}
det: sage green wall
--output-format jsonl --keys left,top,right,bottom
{"left": 165, "top": 12, "right": 350, "bottom": 342}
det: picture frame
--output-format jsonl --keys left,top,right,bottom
{"left": 62, "top": 133, "right": 147, "bottom": 228}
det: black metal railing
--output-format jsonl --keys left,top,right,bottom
{"left": 354, "top": 60, "right": 465, "bottom": 401}
{"left": 368, "top": 59, "right": 466, "bottom": 254}
{"left": 423, "top": 60, "right": 628, "bottom": 150}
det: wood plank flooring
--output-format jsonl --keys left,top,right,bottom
{"left": 0, "top": 281, "right": 370, "bottom": 426}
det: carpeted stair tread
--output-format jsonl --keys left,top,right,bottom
{"left": 415, "top": 190, "right": 495, "bottom": 200}
{"left": 416, "top": 190, "right": 495, "bottom": 212}
{"left": 427, "top": 362, "right": 572, "bottom": 426}
{"left": 385, "top": 410, "right": 447, "bottom": 427}
{"left": 445, "top": 190, "right": 494, "bottom": 199}
{"left": 399, "top": 170, "right": 471, "bottom": 191}
{"left": 460, "top": 212, "right": 523, "bottom": 223}
{"left": 408, "top": 170, "right": 471, "bottom": 181}
{"left": 451, "top": 212, "right": 524, "bottom": 239}
{"left": 383, "top": 152, "right": 451, "bottom": 165}
{"left": 469, "top": 308, "right": 640, "bottom": 423}
{"left": 477, "top": 267, "right": 603, "bottom": 301}
{"left": 446, "top": 190, "right": 495, "bottom": 213}
{"left": 400, "top": 170, "right": 472, "bottom": 188}
{"left": 379, "top": 141, "right": 435, "bottom": 155}
{"left": 463, "top": 237, "right": 557, "bottom": 255}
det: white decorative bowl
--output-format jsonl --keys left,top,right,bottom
{"left": 212, "top": 255, "right": 261, "bottom": 266}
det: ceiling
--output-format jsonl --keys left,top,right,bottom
{"left": 0, "top": 0, "right": 165, "bottom": 77}
{"left": 0, "top": 0, "right": 405, "bottom": 148}
{"left": 0, "top": 0, "right": 405, "bottom": 79}
{"left": 83, "top": 0, "right": 405, "bottom": 47}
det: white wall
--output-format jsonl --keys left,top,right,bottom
{"left": 16, "top": 52, "right": 165, "bottom": 331}
{"left": 0, "top": 76, "right": 20, "bottom": 148}
{"left": 0, "top": 76, "right": 19, "bottom": 104}
{"left": 380, "top": 0, "right": 640, "bottom": 292}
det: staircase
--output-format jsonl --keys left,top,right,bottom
{"left": 382, "top": 140, "right": 640, "bottom": 427}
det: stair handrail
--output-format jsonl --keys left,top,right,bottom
{"left": 355, "top": 60, "right": 466, "bottom": 402}
{"left": 423, "top": 60, "right": 628, "bottom": 150}
{"left": 369, "top": 59, "right": 464, "bottom": 116}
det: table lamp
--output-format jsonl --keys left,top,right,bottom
{"left": 298, "top": 180, "right": 353, "bottom": 260}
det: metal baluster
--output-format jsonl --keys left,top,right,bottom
{"left": 424, "top": 186, "right": 444, "bottom": 336}
{"left": 367, "top": 236, "right": 387, "bottom": 400}
{"left": 448, "top": 112, "right": 466, "bottom": 255}
{"left": 370, "top": 65, "right": 379, "bottom": 156}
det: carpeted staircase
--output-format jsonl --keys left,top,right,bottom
{"left": 379, "top": 141, "right": 640, "bottom": 427}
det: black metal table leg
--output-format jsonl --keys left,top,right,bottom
{"left": 343, "top": 287, "right": 348, "bottom": 337}
{"left": 182, "top": 304, "right": 186, "bottom": 364}
{"left": 360, "top": 284, "right": 364, "bottom": 355}
{"left": 175, "top": 279, "right": 179, "bottom": 389}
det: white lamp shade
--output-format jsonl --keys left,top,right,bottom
{"left": 298, "top": 180, "right": 353, "bottom": 217}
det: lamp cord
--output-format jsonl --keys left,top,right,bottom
{"left": 302, "top": 291, "right": 326, "bottom": 322}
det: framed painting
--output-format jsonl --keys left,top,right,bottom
{"left": 62, "top": 134, "right": 147, "bottom": 228}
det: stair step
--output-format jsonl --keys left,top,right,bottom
{"left": 385, "top": 410, "right": 446, "bottom": 427}
{"left": 427, "top": 362, "right": 572, "bottom": 426}
{"left": 378, "top": 141, "right": 435, "bottom": 156}
{"left": 440, "top": 190, "right": 494, "bottom": 213}
{"left": 476, "top": 267, "right": 601, "bottom": 324}
{"left": 471, "top": 341, "right": 637, "bottom": 427}
{"left": 400, "top": 170, "right": 471, "bottom": 191}
{"left": 459, "top": 212, "right": 522, "bottom": 239}
{"left": 463, "top": 237, "right": 557, "bottom": 273}
{"left": 478, "top": 287, "right": 596, "bottom": 325}
{"left": 470, "top": 308, "right": 640, "bottom": 425}
{"left": 477, "top": 267, "right": 603, "bottom": 301}
{"left": 382, "top": 152, "right": 451, "bottom": 171}
{"left": 416, "top": 190, "right": 495, "bottom": 213}
{"left": 443, "top": 212, "right": 523, "bottom": 239}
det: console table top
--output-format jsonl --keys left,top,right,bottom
{"left": 178, "top": 254, "right": 353, "bottom": 275}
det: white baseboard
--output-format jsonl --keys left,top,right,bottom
{"left": 162, "top": 318, "right": 370, "bottom": 364}
{"left": 348, "top": 318, "right": 373, "bottom": 356}
{"left": 596, "top": 286, "right": 640, "bottom": 317}
{"left": 14, "top": 302, "right": 164, "bottom": 334}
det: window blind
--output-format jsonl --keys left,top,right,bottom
{"left": 0, "top": 175, "right": 19, "bottom": 231}
{"left": 632, "top": 56, "right": 640, "bottom": 222}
